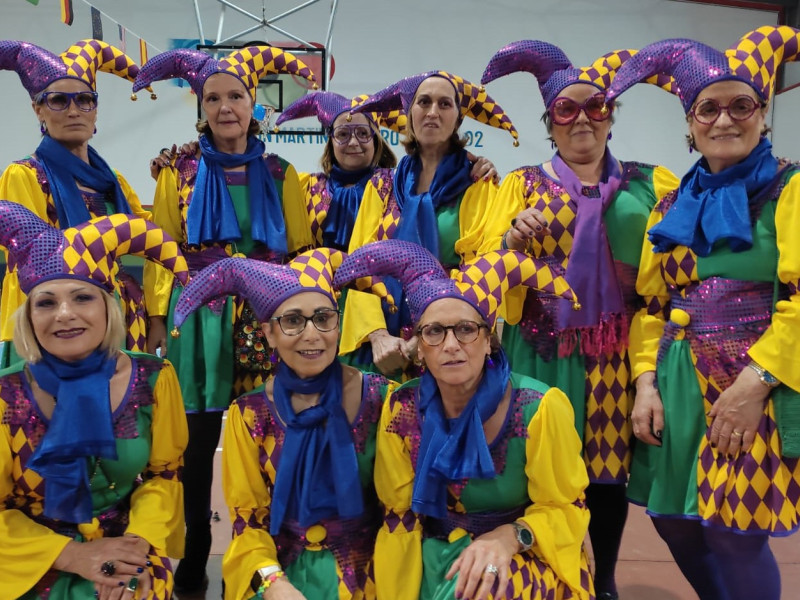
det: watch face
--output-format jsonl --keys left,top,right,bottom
{"left": 764, "top": 371, "right": 779, "bottom": 386}
{"left": 519, "top": 527, "right": 533, "bottom": 545}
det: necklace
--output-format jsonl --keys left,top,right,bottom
{"left": 89, "top": 457, "right": 119, "bottom": 497}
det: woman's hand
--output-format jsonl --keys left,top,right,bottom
{"left": 708, "top": 366, "right": 769, "bottom": 456}
{"left": 445, "top": 524, "right": 518, "bottom": 600}
{"left": 368, "top": 329, "right": 410, "bottom": 375}
{"left": 95, "top": 569, "right": 153, "bottom": 600}
{"left": 503, "top": 208, "right": 551, "bottom": 252}
{"left": 53, "top": 535, "right": 150, "bottom": 593}
{"left": 631, "top": 372, "right": 664, "bottom": 446}
{"left": 147, "top": 316, "right": 167, "bottom": 358}
{"left": 466, "top": 152, "right": 499, "bottom": 184}
{"left": 263, "top": 576, "right": 307, "bottom": 599}
{"left": 149, "top": 145, "right": 176, "bottom": 180}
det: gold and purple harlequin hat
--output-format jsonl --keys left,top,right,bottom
{"left": 481, "top": 40, "right": 677, "bottom": 108}
{"left": 132, "top": 45, "right": 318, "bottom": 101}
{"left": 606, "top": 26, "right": 800, "bottom": 112}
{"left": 333, "top": 240, "right": 579, "bottom": 329}
{"left": 0, "top": 39, "right": 151, "bottom": 98}
{"left": 0, "top": 202, "right": 188, "bottom": 294}
{"left": 173, "top": 248, "right": 393, "bottom": 327}
{"left": 274, "top": 90, "right": 407, "bottom": 133}
{"left": 352, "top": 70, "right": 518, "bottom": 145}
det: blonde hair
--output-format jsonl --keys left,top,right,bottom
{"left": 13, "top": 289, "right": 125, "bottom": 363}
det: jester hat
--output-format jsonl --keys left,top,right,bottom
{"left": 352, "top": 70, "right": 519, "bottom": 145}
{"left": 173, "top": 248, "right": 393, "bottom": 328}
{"left": 0, "top": 39, "right": 150, "bottom": 98}
{"left": 606, "top": 25, "right": 800, "bottom": 111}
{"left": 132, "top": 45, "right": 318, "bottom": 101}
{"left": 481, "top": 40, "right": 677, "bottom": 108}
{"left": 333, "top": 240, "right": 580, "bottom": 329}
{"left": 0, "top": 202, "right": 189, "bottom": 295}
{"left": 275, "top": 90, "right": 407, "bottom": 134}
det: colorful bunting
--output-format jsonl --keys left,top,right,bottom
{"left": 60, "top": 0, "right": 73, "bottom": 25}
{"left": 90, "top": 6, "right": 102, "bottom": 40}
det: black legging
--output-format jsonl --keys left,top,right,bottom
{"left": 585, "top": 482, "right": 628, "bottom": 596}
{"left": 175, "top": 410, "right": 224, "bottom": 587}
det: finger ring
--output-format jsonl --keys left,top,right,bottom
{"left": 485, "top": 563, "right": 499, "bottom": 576}
{"left": 125, "top": 577, "right": 139, "bottom": 593}
{"left": 159, "top": 147, "right": 170, "bottom": 155}
{"left": 732, "top": 430, "right": 743, "bottom": 437}
{"left": 100, "top": 560, "right": 115, "bottom": 576}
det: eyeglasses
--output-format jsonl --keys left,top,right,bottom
{"left": 417, "top": 320, "right": 489, "bottom": 346}
{"left": 331, "top": 124, "right": 373, "bottom": 145}
{"left": 37, "top": 91, "right": 99, "bottom": 112}
{"left": 270, "top": 308, "right": 340, "bottom": 336}
{"left": 689, "top": 95, "right": 764, "bottom": 125}
{"left": 549, "top": 93, "right": 612, "bottom": 126}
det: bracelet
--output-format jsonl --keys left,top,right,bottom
{"left": 256, "top": 571, "right": 285, "bottom": 597}
{"left": 501, "top": 230, "right": 510, "bottom": 250}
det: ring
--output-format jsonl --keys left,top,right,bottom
{"left": 100, "top": 560, "right": 115, "bottom": 576}
{"left": 159, "top": 147, "right": 170, "bottom": 155}
{"left": 732, "top": 430, "right": 743, "bottom": 437}
{"left": 484, "top": 563, "right": 499, "bottom": 576}
{"left": 125, "top": 577, "right": 139, "bottom": 593}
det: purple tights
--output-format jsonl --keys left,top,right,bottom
{"left": 651, "top": 516, "right": 780, "bottom": 600}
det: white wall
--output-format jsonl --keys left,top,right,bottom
{"left": 0, "top": 0, "right": 785, "bottom": 206}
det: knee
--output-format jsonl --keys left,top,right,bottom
{"left": 704, "top": 528, "right": 768, "bottom": 557}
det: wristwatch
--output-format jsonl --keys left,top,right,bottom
{"left": 512, "top": 521, "right": 534, "bottom": 552}
{"left": 748, "top": 360, "right": 780, "bottom": 388}
{"left": 250, "top": 565, "right": 282, "bottom": 593}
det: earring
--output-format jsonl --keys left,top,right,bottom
{"left": 269, "top": 348, "right": 280, "bottom": 366}
{"left": 485, "top": 354, "right": 495, "bottom": 368}
{"left": 93, "top": 126, "right": 97, "bottom": 134}
{"left": 607, "top": 131, "right": 613, "bottom": 140}
{"left": 687, "top": 134, "right": 695, "bottom": 154}
{"left": 39, "top": 121, "right": 46, "bottom": 135}
{"left": 550, "top": 140, "right": 556, "bottom": 149}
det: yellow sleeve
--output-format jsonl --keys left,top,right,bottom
{"left": 628, "top": 166, "right": 677, "bottom": 380}
{"left": 628, "top": 207, "right": 670, "bottom": 380}
{"left": 339, "top": 180, "right": 390, "bottom": 355}
{"left": 491, "top": 171, "right": 530, "bottom": 325}
{"left": 143, "top": 166, "right": 183, "bottom": 316}
{"left": 373, "top": 389, "right": 423, "bottom": 600}
{"left": 0, "top": 389, "right": 72, "bottom": 599}
{"left": 297, "top": 171, "right": 312, "bottom": 198}
{"left": 0, "top": 162, "right": 51, "bottom": 342}
{"left": 221, "top": 400, "right": 280, "bottom": 600}
{"left": 126, "top": 360, "right": 187, "bottom": 557}
{"left": 115, "top": 171, "right": 152, "bottom": 220}
{"left": 748, "top": 173, "right": 800, "bottom": 391}
{"left": 281, "top": 163, "right": 314, "bottom": 255}
{"left": 455, "top": 179, "right": 501, "bottom": 261}
{"left": 517, "top": 387, "right": 590, "bottom": 600}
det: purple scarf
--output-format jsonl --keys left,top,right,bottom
{"left": 551, "top": 150, "right": 626, "bottom": 357}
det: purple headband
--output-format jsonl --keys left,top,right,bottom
{"left": 607, "top": 26, "right": 800, "bottom": 111}
{"left": 0, "top": 202, "right": 188, "bottom": 294}
{"left": 481, "top": 40, "right": 677, "bottom": 109}
{"left": 352, "top": 70, "right": 519, "bottom": 144}
{"left": 0, "top": 39, "right": 145, "bottom": 97}
{"left": 333, "top": 240, "right": 579, "bottom": 328}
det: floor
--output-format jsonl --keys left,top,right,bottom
{"left": 175, "top": 416, "right": 800, "bottom": 600}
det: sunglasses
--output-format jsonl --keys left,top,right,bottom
{"left": 689, "top": 95, "right": 764, "bottom": 125}
{"left": 549, "top": 93, "right": 612, "bottom": 126}
{"left": 37, "top": 91, "right": 99, "bottom": 112}
{"left": 331, "top": 124, "right": 373, "bottom": 145}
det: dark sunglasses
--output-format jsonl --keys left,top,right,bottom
{"left": 37, "top": 91, "right": 99, "bottom": 112}
{"left": 549, "top": 93, "right": 612, "bottom": 126}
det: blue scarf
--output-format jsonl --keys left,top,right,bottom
{"left": 649, "top": 137, "right": 778, "bottom": 257}
{"left": 187, "top": 135, "right": 287, "bottom": 253}
{"left": 393, "top": 150, "right": 473, "bottom": 259}
{"left": 27, "top": 348, "right": 118, "bottom": 524}
{"left": 412, "top": 349, "right": 510, "bottom": 518}
{"left": 35, "top": 135, "right": 131, "bottom": 227}
{"left": 269, "top": 360, "right": 363, "bottom": 534}
{"left": 323, "top": 165, "right": 373, "bottom": 250}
